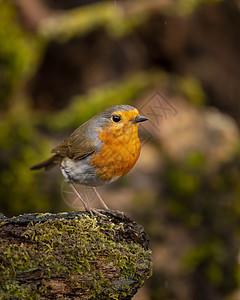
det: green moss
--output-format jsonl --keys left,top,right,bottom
{"left": 183, "top": 239, "right": 225, "bottom": 285}
{"left": 0, "top": 1, "right": 41, "bottom": 105}
{"left": 167, "top": 165, "right": 202, "bottom": 198}
{"left": 176, "top": 76, "right": 206, "bottom": 106}
{"left": 44, "top": 71, "right": 162, "bottom": 132}
{"left": 0, "top": 214, "right": 152, "bottom": 299}
{"left": 0, "top": 101, "right": 55, "bottom": 216}
{"left": 39, "top": 0, "right": 224, "bottom": 41}
{"left": 40, "top": 2, "right": 150, "bottom": 41}
{"left": 163, "top": 151, "right": 240, "bottom": 294}
{"left": 165, "top": 0, "right": 224, "bottom": 16}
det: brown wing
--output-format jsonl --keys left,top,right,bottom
{"left": 52, "top": 123, "right": 98, "bottom": 160}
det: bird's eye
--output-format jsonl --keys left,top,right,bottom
{"left": 112, "top": 115, "right": 121, "bottom": 123}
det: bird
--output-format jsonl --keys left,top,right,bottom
{"left": 30, "top": 104, "right": 148, "bottom": 216}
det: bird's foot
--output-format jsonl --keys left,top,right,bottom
{"left": 105, "top": 209, "right": 126, "bottom": 218}
{"left": 85, "top": 207, "right": 107, "bottom": 218}
{"left": 85, "top": 207, "right": 125, "bottom": 219}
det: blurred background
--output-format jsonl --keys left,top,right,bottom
{"left": 1, "top": 0, "right": 240, "bottom": 299}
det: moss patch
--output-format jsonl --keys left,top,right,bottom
{"left": 0, "top": 212, "right": 152, "bottom": 299}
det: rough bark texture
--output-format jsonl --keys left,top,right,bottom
{"left": 0, "top": 211, "right": 152, "bottom": 299}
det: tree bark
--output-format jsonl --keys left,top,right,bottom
{"left": 0, "top": 211, "right": 152, "bottom": 299}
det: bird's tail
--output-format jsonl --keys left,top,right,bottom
{"left": 30, "top": 154, "right": 60, "bottom": 171}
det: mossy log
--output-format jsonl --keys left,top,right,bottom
{"left": 0, "top": 211, "right": 152, "bottom": 299}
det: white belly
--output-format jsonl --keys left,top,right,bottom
{"left": 60, "top": 157, "right": 118, "bottom": 186}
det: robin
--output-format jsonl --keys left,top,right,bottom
{"left": 30, "top": 105, "right": 148, "bottom": 215}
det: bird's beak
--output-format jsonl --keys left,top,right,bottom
{"left": 131, "top": 115, "right": 149, "bottom": 123}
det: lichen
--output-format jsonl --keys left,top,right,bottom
{"left": 0, "top": 213, "right": 152, "bottom": 299}
{"left": 44, "top": 71, "right": 162, "bottom": 132}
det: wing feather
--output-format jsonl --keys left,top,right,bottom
{"left": 52, "top": 123, "right": 98, "bottom": 160}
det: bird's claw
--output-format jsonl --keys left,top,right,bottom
{"left": 86, "top": 208, "right": 107, "bottom": 218}
{"left": 85, "top": 207, "right": 125, "bottom": 219}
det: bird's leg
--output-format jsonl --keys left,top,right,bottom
{"left": 91, "top": 187, "right": 109, "bottom": 210}
{"left": 69, "top": 183, "right": 92, "bottom": 212}
{"left": 91, "top": 187, "right": 125, "bottom": 218}
{"left": 69, "top": 183, "right": 106, "bottom": 217}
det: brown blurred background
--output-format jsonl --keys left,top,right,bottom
{"left": 1, "top": 0, "right": 240, "bottom": 299}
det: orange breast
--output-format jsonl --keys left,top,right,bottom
{"left": 90, "top": 124, "right": 141, "bottom": 182}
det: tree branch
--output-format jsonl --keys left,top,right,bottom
{"left": 0, "top": 211, "right": 152, "bottom": 299}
